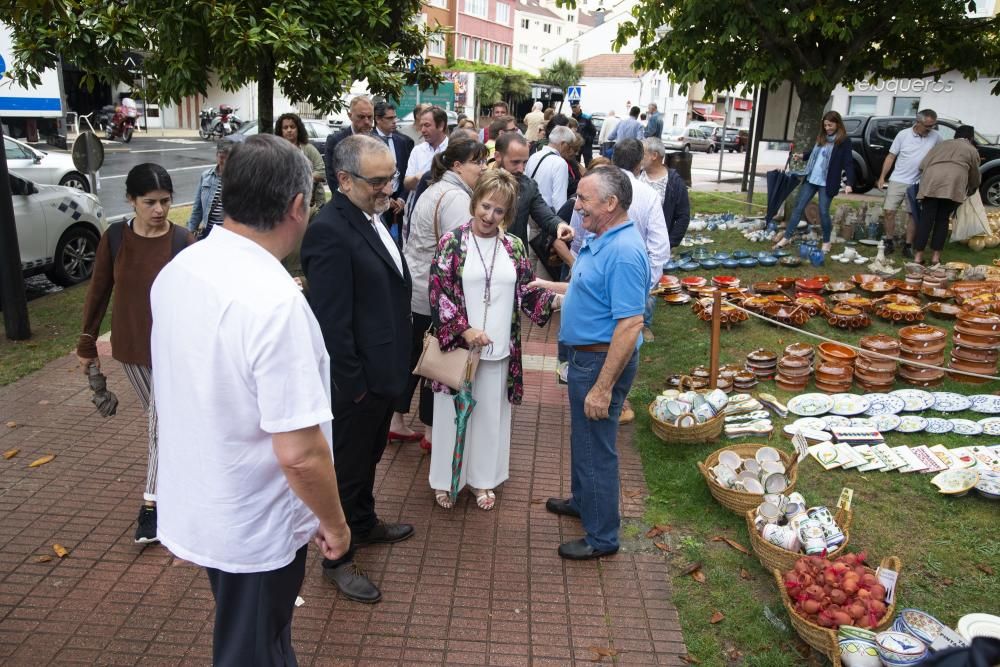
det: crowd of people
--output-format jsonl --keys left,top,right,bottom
{"left": 72, "top": 94, "right": 694, "bottom": 664}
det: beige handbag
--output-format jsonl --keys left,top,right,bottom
{"left": 414, "top": 333, "right": 481, "bottom": 391}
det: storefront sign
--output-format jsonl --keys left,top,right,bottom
{"left": 734, "top": 99, "right": 753, "bottom": 111}
{"left": 856, "top": 78, "right": 955, "bottom": 94}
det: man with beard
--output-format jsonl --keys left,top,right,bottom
{"left": 302, "top": 134, "right": 414, "bottom": 604}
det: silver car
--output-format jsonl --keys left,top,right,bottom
{"left": 10, "top": 173, "right": 107, "bottom": 286}
{"left": 5, "top": 136, "right": 91, "bottom": 191}
{"left": 663, "top": 126, "right": 715, "bottom": 153}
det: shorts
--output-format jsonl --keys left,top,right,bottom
{"left": 883, "top": 181, "right": 911, "bottom": 212}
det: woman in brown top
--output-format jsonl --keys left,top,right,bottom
{"left": 915, "top": 125, "right": 982, "bottom": 266}
{"left": 76, "top": 163, "right": 195, "bottom": 545}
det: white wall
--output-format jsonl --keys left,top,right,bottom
{"left": 539, "top": 0, "right": 640, "bottom": 67}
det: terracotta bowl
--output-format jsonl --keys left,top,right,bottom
{"left": 951, "top": 346, "right": 999, "bottom": 363}
{"left": 812, "top": 275, "right": 831, "bottom": 284}
{"left": 927, "top": 302, "right": 962, "bottom": 319}
{"left": 795, "top": 278, "right": 826, "bottom": 292}
{"left": 742, "top": 296, "right": 773, "bottom": 311}
{"left": 899, "top": 324, "right": 947, "bottom": 343}
{"left": 851, "top": 273, "right": 881, "bottom": 285}
{"left": 900, "top": 341, "right": 948, "bottom": 357}
{"left": 778, "top": 354, "right": 811, "bottom": 369}
{"left": 824, "top": 281, "right": 856, "bottom": 293}
{"left": 747, "top": 348, "right": 778, "bottom": 363}
{"left": 775, "top": 276, "right": 798, "bottom": 289}
{"left": 898, "top": 364, "right": 946, "bottom": 381}
{"left": 860, "top": 334, "right": 900, "bottom": 352}
{"left": 776, "top": 378, "right": 809, "bottom": 392}
{"left": 752, "top": 281, "right": 782, "bottom": 294}
{"left": 953, "top": 330, "right": 1000, "bottom": 349}
{"left": 843, "top": 296, "right": 875, "bottom": 311}
{"left": 956, "top": 310, "right": 1000, "bottom": 332}
{"left": 816, "top": 362, "right": 852, "bottom": 378}
{"left": 784, "top": 343, "right": 814, "bottom": 358}
{"left": 777, "top": 365, "right": 812, "bottom": 378}
{"left": 861, "top": 281, "right": 895, "bottom": 295}
{"left": 921, "top": 286, "right": 955, "bottom": 301}
{"left": 766, "top": 294, "right": 793, "bottom": 304}
{"left": 817, "top": 341, "right": 857, "bottom": 362}
{"left": 815, "top": 379, "right": 852, "bottom": 394}
{"left": 882, "top": 293, "right": 922, "bottom": 306}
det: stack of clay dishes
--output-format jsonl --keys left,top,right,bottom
{"left": 660, "top": 275, "right": 691, "bottom": 305}
{"left": 775, "top": 276, "right": 798, "bottom": 290}
{"left": 681, "top": 276, "right": 708, "bottom": 291}
{"left": 921, "top": 286, "right": 954, "bottom": 301}
{"left": 732, "top": 369, "right": 758, "bottom": 391}
{"left": 826, "top": 304, "right": 870, "bottom": 330}
{"left": 795, "top": 294, "right": 826, "bottom": 316}
{"left": 898, "top": 324, "right": 948, "bottom": 387}
{"left": 949, "top": 310, "right": 1000, "bottom": 384}
{"left": 815, "top": 342, "right": 857, "bottom": 393}
{"left": 795, "top": 277, "right": 826, "bottom": 295}
{"left": 712, "top": 275, "right": 740, "bottom": 290}
{"left": 856, "top": 334, "right": 900, "bottom": 392}
{"left": 762, "top": 303, "right": 809, "bottom": 326}
{"left": 784, "top": 343, "right": 814, "bottom": 366}
{"left": 775, "top": 353, "right": 812, "bottom": 392}
{"left": 746, "top": 349, "right": 778, "bottom": 382}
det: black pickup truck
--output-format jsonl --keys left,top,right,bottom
{"left": 843, "top": 115, "right": 1000, "bottom": 206}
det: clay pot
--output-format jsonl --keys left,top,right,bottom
{"left": 776, "top": 378, "right": 809, "bottom": 392}
{"left": 817, "top": 342, "right": 857, "bottom": 363}
{"left": 784, "top": 343, "right": 814, "bottom": 359}
{"left": 851, "top": 273, "right": 880, "bottom": 285}
{"left": 950, "top": 346, "right": 999, "bottom": 364}
{"left": 900, "top": 340, "right": 948, "bottom": 356}
{"left": 969, "top": 236, "right": 987, "bottom": 251}
{"left": 752, "top": 281, "right": 782, "bottom": 294}
{"left": 816, "top": 361, "right": 852, "bottom": 378}
{"left": 953, "top": 330, "right": 1000, "bottom": 349}
{"left": 927, "top": 302, "right": 962, "bottom": 319}
{"left": 921, "top": 287, "right": 955, "bottom": 301}
{"left": 747, "top": 348, "right": 778, "bottom": 364}
{"left": 815, "top": 379, "right": 852, "bottom": 394}
{"left": 956, "top": 310, "right": 1000, "bottom": 332}
{"left": 775, "top": 276, "right": 798, "bottom": 289}
{"left": 860, "top": 334, "right": 900, "bottom": 352}
{"left": 899, "top": 324, "right": 947, "bottom": 343}
{"left": 855, "top": 356, "right": 899, "bottom": 373}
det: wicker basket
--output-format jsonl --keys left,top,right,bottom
{"left": 745, "top": 507, "right": 854, "bottom": 573}
{"left": 697, "top": 443, "right": 799, "bottom": 515}
{"left": 648, "top": 376, "right": 725, "bottom": 444}
{"left": 772, "top": 555, "right": 902, "bottom": 667}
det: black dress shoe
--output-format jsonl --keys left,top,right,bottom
{"left": 354, "top": 521, "right": 414, "bottom": 546}
{"left": 558, "top": 538, "right": 619, "bottom": 560}
{"left": 323, "top": 561, "right": 382, "bottom": 603}
{"left": 901, "top": 244, "right": 913, "bottom": 259}
{"left": 883, "top": 239, "right": 895, "bottom": 255}
{"left": 545, "top": 497, "right": 580, "bottom": 518}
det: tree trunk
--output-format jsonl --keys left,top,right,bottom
{"left": 792, "top": 90, "right": 830, "bottom": 154}
{"left": 257, "top": 48, "right": 275, "bottom": 136}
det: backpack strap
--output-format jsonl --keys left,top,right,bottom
{"left": 106, "top": 221, "right": 126, "bottom": 262}
{"left": 108, "top": 221, "right": 188, "bottom": 262}
{"left": 169, "top": 224, "right": 189, "bottom": 258}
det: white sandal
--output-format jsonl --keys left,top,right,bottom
{"left": 474, "top": 488, "right": 496, "bottom": 511}
{"left": 435, "top": 490, "right": 454, "bottom": 509}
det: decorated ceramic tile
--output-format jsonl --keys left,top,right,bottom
{"left": 924, "top": 417, "right": 955, "bottom": 434}
{"left": 969, "top": 394, "right": 1000, "bottom": 414}
{"left": 896, "top": 415, "right": 929, "bottom": 433}
{"left": 821, "top": 415, "right": 852, "bottom": 429}
{"left": 808, "top": 443, "right": 841, "bottom": 469}
{"left": 911, "top": 445, "right": 948, "bottom": 472}
{"left": 835, "top": 442, "right": 867, "bottom": 468}
{"left": 849, "top": 417, "right": 877, "bottom": 429}
{"left": 787, "top": 393, "right": 833, "bottom": 417}
{"left": 791, "top": 417, "right": 828, "bottom": 431}
{"left": 863, "top": 393, "right": 906, "bottom": 417}
{"left": 931, "top": 392, "right": 973, "bottom": 412}
{"left": 978, "top": 417, "right": 1000, "bottom": 436}
{"left": 929, "top": 444, "right": 957, "bottom": 468}
{"left": 889, "top": 389, "right": 936, "bottom": 412}
{"left": 872, "top": 444, "right": 906, "bottom": 470}
{"left": 856, "top": 446, "right": 887, "bottom": 472}
{"left": 830, "top": 393, "right": 872, "bottom": 416}
{"left": 930, "top": 469, "right": 979, "bottom": 495}
{"left": 948, "top": 447, "right": 979, "bottom": 469}
{"left": 894, "top": 446, "right": 928, "bottom": 473}
{"left": 950, "top": 418, "right": 983, "bottom": 436}
{"left": 872, "top": 413, "right": 902, "bottom": 432}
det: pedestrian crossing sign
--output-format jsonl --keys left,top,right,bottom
{"left": 566, "top": 86, "right": 582, "bottom": 102}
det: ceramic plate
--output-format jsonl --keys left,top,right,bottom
{"left": 975, "top": 473, "right": 1000, "bottom": 499}
{"left": 930, "top": 469, "right": 979, "bottom": 495}
{"left": 924, "top": 417, "right": 955, "bottom": 434}
{"left": 931, "top": 392, "right": 973, "bottom": 412}
{"left": 829, "top": 393, "right": 872, "bottom": 416}
{"left": 896, "top": 415, "right": 928, "bottom": 433}
{"left": 863, "top": 394, "right": 906, "bottom": 417}
{"left": 969, "top": 395, "right": 1000, "bottom": 414}
{"left": 821, "top": 415, "right": 852, "bottom": 429}
{"left": 872, "top": 414, "right": 902, "bottom": 432}
{"left": 787, "top": 393, "right": 834, "bottom": 417}
{"left": 889, "top": 389, "right": 936, "bottom": 412}
{"left": 950, "top": 418, "right": 983, "bottom": 436}
{"left": 978, "top": 417, "right": 1000, "bottom": 436}
{"left": 957, "top": 613, "right": 1000, "bottom": 641}
{"left": 895, "top": 609, "right": 951, "bottom": 646}
{"left": 791, "top": 417, "right": 828, "bottom": 431}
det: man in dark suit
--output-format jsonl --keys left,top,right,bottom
{"left": 324, "top": 96, "right": 374, "bottom": 191}
{"left": 302, "top": 134, "right": 414, "bottom": 604}
{"left": 372, "top": 100, "right": 414, "bottom": 245}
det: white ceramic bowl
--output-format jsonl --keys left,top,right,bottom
{"left": 875, "top": 631, "right": 927, "bottom": 666}
{"left": 837, "top": 636, "right": 880, "bottom": 667}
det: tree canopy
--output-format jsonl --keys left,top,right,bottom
{"left": 5, "top": 0, "right": 441, "bottom": 133}
{"left": 612, "top": 0, "right": 1000, "bottom": 146}
{"left": 539, "top": 58, "right": 583, "bottom": 93}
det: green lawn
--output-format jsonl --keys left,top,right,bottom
{"left": 634, "top": 213, "right": 999, "bottom": 665}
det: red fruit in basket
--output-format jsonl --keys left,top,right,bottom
{"left": 832, "top": 611, "right": 852, "bottom": 627}
{"left": 857, "top": 588, "right": 871, "bottom": 600}
{"left": 794, "top": 559, "right": 810, "bottom": 574}
{"left": 802, "top": 599, "right": 821, "bottom": 615}
{"left": 849, "top": 602, "right": 866, "bottom": 621}
{"left": 869, "top": 600, "right": 887, "bottom": 617}
{"left": 869, "top": 583, "right": 887, "bottom": 601}
{"left": 817, "top": 610, "right": 835, "bottom": 627}
{"left": 861, "top": 572, "right": 877, "bottom": 588}
{"left": 842, "top": 577, "right": 859, "bottom": 595}
{"left": 804, "top": 585, "right": 825, "bottom": 601}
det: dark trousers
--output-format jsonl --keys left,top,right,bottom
{"left": 915, "top": 197, "right": 960, "bottom": 252}
{"left": 206, "top": 545, "right": 307, "bottom": 667}
{"left": 392, "top": 312, "right": 434, "bottom": 425}
{"left": 324, "top": 391, "right": 393, "bottom": 568}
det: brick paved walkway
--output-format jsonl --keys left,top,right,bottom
{"left": 0, "top": 321, "right": 687, "bottom": 665}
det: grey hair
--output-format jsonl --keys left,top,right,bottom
{"left": 648, "top": 102, "right": 658, "bottom": 110}
{"left": 450, "top": 128, "right": 478, "bottom": 142}
{"left": 335, "top": 134, "right": 392, "bottom": 180}
{"left": 643, "top": 137, "right": 666, "bottom": 157}
{"left": 548, "top": 125, "right": 575, "bottom": 147}
{"left": 222, "top": 134, "right": 312, "bottom": 231}
{"left": 532, "top": 101, "right": 543, "bottom": 111}
{"left": 917, "top": 108, "right": 937, "bottom": 122}
{"left": 585, "top": 165, "right": 632, "bottom": 211}
{"left": 349, "top": 95, "right": 372, "bottom": 111}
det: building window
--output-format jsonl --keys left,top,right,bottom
{"left": 464, "top": 0, "right": 487, "bottom": 18}
{"left": 427, "top": 0, "right": 447, "bottom": 7}
{"left": 651, "top": 79, "right": 661, "bottom": 100}
{"left": 848, "top": 95, "right": 878, "bottom": 116}
{"left": 496, "top": 2, "right": 510, "bottom": 24}
{"left": 428, "top": 33, "right": 446, "bottom": 57}
{"left": 520, "top": 18, "right": 529, "bottom": 29}
{"left": 472, "top": 38, "right": 480, "bottom": 60}
{"left": 502, "top": 46, "right": 509, "bottom": 65}
{"left": 672, "top": 114, "right": 679, "bottom": 126}
{"left": 519, "top": 44, "right": 528, "bottom": 55}
{"left": 557, "top": 26, "right": 562, "bottom": 35}
{"left": 492, "top": 43, "right": 499, "bottom": 63}
{"left": 892, "top": 96, "right": 920, "bottom": 116}
{"left": 460, "top": 35, "right": 469, "bottom": 59}
{"left": 543, "top": 23, "right": 551, "bottom": 33}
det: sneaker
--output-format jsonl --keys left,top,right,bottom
{"left": 883, "top": 239, "right": 895, "bottom": 255}
{"left": 642, "top": 326, "right": 655, "bottom": 343}
{"left": 134, "top": 505, "right": 158, "bottom": 544}
{"left": 556, "top": 361, "right": 568, "bottom": 385}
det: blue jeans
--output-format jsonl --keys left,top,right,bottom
{"left": 782, "top": 181, "right": 833, "bottom": 243}
{"left": 566, "top": 347, "right": 640, "bottom": 551}
{"left": 643, "top": 293, "right": 654, "bottom": 328}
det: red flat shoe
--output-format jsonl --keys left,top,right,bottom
{"left": 388, "top": 431, "right": 423, "bottom": 443}
{"left": 420, "top": 437, "right": 432, "bottom": 452}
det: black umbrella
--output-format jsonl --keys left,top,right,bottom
{"left": 764, "top": 169, "right": 802, "bottom": 233}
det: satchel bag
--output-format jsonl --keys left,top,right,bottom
{"left": 414, "top": 333, "right": 481, "bottom": 391}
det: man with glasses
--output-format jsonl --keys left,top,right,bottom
{"left": 485, "top": 115, "right": 519, "bottom": 161}
{"left": 373, "top": 100, "right": 414, "bottom": 244}
{"left": 876, "top": 109, "right": 942, "bottom": 256}
{"left": 302, "top": 134, "right": 414, "bottom": 605}
{"left": 325, "top": 96, "right": 375, "bottom": 191}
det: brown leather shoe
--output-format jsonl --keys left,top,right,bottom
{"left": 619, "top": 401, "right": 635, "bottom": 425}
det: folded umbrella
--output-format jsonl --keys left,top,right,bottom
{"left": 764, "top": 169, "right": 802, "bottom": 233}
{"left": 449, "top": 362, "right": 478, "bottom": 502}
{"left": 88, "top": 364, "right": 118, "bottom": 417}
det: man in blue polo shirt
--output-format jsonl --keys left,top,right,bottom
{"left": 531, "top": 166, "right": 650, "bottom": 560}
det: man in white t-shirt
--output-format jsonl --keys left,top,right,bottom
{"left": 151, "top": 134, "right": 350, "bottom": 665}
{"left": 526, "top": 124, "right": 575, "bottom": 211}
{"left": 876, "top": 109, "right": 942, "bottom": 256}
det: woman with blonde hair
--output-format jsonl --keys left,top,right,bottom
{"left": 427, "top": 170, "right": 562, "bottom": 510}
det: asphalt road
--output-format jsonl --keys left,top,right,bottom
{"left": 92, "top": 136, "right": 217, "bottom": 220}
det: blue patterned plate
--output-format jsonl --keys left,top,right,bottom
{"left": 863, "top": 394, "right": 905, "bottom": 417}
{"left": 931, "top": 392, "right": 972, "bottom": 412}
{"left": 969, "top": 395, "right": 1000, "bottom": 414}
{"left": 950, "top": 418, "right": 983, "bottom": 436}
{"left": 924, "top": 417, "right": 955, "bottom": 434}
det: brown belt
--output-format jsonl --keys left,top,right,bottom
{"left": 573, "top": 343, "right": 610, "bottom": 352}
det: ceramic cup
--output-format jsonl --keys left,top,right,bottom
{"left": 744, "top": 459, "right": 762, "bottom": 476}
{"left": 755, "top": 446, "right": 781, "bottom": 464}
{"left": 808, "top": 505, "right": 845, "bottom": 547}
{"left": 787, "top": 492, "right": 807, "bottom": 506}
{"left": 763, "top": 493, "right": 787, "bottom": 511}
{"left": 743, "top": 478, "right": 765, "bottom": 494}
{"left": 763, "top": 523, "right": 800, "bottom": 552}
{"left": 712, "top": 464, "right": 737, "bottom": 488}
{"left": 764, "top": 472, "right": 789, "bottom": 493}
{"left": 784, "top": 502, "right": 806, "bottom": 520}
{"left": 719, "top": 450, "right": 743, "bottom": 470}
{"left": 762, "top": 460, "right": 787, "bottom": 476}
{"left": 756, "top": 501, "right": 782, "bottom": 524}
{"left": 706, "top": 389, "right": 728, "bottom": 412}
{"left": 796, "top": 517, "right": 828, "bottom": 555}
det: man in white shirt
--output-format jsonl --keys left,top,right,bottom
{"left": 598, "top": 110, "right": 621, "bottom": 157}
{"left": 403, "top": 106, "right": 449, "bottom": 227}
{"left": 151, "top": 134, "right": 351, "bottom": 665}
{"left": 876, "top": 109, "right": 942, "bottom": 256}
{"left": 523, "top": 101, "right": 545, "bottom": 143}
{"left": 526, "top": 124, "right": 575, "bottom": 211}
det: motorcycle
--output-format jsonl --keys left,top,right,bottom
{"left": 106, "top": 106, "right": 136, "bottom": 143}
{"left": 198, "top": 107, "right": 218, "bottom": 140}
{"left": 211, "top": 105, "right": 243, "bottom": 139}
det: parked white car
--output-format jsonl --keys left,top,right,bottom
{"left": 5, "top": 136, "right": 91, "bottom": 192}
{"left": 10, "top": 173, "right": 107, "bottom": 286}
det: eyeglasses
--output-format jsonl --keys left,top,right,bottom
{"left": 346, "top": 170, "right": 398, "bottom": 189}
{"left": 466, "top": 159, "right": 488, "bottom": 166}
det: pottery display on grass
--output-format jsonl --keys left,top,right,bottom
{"left": 761, "top": 303, "right": 809, "bottom": 326}
{"left": 927, "top": 302, "right": 962, "bottom": 320}
{"left": 838, "top": 637, "right": 881, "bottom": 667}
{"left": 827, "top": 305, "right": 871, "bottom": 330}
{"left": 874, "top": 631, "right": 928, "bottom": 666}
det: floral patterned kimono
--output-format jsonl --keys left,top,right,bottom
{"left": 428, "top": 222, "right": 556, "bottom": 404}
